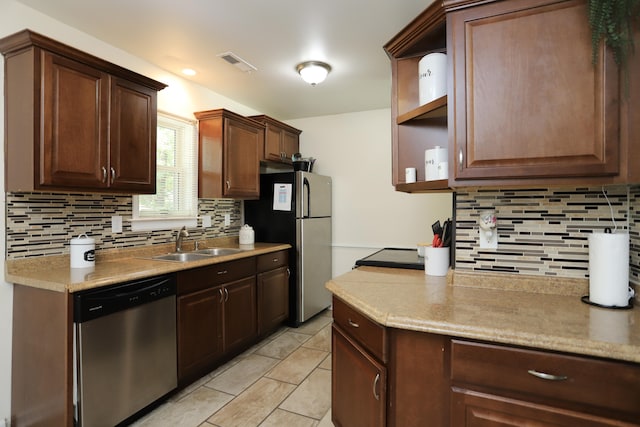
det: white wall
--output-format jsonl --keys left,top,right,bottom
{"left": 288, "top": 110, "right": 452, "bottom": 277}
{"left": 0, "top": 0, "right": 263, "bottom": 419}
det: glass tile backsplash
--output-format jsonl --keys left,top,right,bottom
{"left": 6, "top": 192, "right": 241, "bottom": 259}
{"left": 455, "top": 185, "right": 639, "bottom": 285}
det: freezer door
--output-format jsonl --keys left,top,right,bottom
{"left": 296, "top": 172, "right": 332, "bottom": 219}
{"left": 296, "top": 216, "right": 332, "bottom": 322}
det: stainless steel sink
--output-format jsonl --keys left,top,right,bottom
{"left": 193, "top": 247, "right": 242, "bottom": 256}
{"left": 151, "top": 252, "right": 213, "bottom": 262}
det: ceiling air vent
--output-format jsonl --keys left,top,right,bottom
{"left": 217, "top": 52, "right": 257, "bottom": 73}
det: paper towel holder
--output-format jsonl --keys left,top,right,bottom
{"left": 581, "top": 295, "right": 633, "bottom": 310}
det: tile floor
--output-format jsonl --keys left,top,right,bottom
{"left": 131, "top": 309, "right": 334, "bottom": 427}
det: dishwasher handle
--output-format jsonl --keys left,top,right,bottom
{"left": 74, "top": 274, "right": 176, "bottom": 323}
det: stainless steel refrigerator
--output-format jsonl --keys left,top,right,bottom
{"left": 245, "top": 171, "right": 332, "bottom": 326}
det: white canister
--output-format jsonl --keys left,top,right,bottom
{"left": 239, "top": 224, "right": 255, "bottom": 245}
{"left": 70, "top": 234, "right": 95, "bottom": 269}
{"left": 405, "top": 167, "right": 417, "bottom": 183}
{"left": 425, "top": 146, "right": 447, "bottom": 181}
{"left": 418, "top": 53, "right": 447, "bottom": 106}
{"left": 424, "top": 246, "right": 450, "bottom": 276}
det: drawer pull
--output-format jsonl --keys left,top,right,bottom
{"left": 273, "top": 258, "right": 279, "bottom": 262}
{"left": 372, "top": 372, "right": 380, "bottom": 400}
{"left": 348, "top": 318, "right": 360, "bottom": 328}
{"left": 527, "top": 369, "right": 568, "bottom": 381}
{"left": 217, "top": 270, "right": 228, "bottom": 275}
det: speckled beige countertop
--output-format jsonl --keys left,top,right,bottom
{"left": 6, "top": 237, "right": 290, "bottom": 293}
{"left": 326, "top": 266, "right": 640, "bottom": 364}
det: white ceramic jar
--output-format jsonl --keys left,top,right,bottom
{"left": 239, "top": 224, "right": 255, "bottom": 245}
{"left": 70, "top": 234, "right": 95, "bottom": 268}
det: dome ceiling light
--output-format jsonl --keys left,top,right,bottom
{"left": 296, "top": 61, "right": 331, "bottom": 86}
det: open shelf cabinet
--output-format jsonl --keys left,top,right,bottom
{"left": 384, "top": 1, "right": 450, "bottom": 193}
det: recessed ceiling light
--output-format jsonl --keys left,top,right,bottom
{"left": 182, "top": 68, "right": 197, "bottom": 76}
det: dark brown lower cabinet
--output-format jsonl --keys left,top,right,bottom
{"left": 332, "top": 296, "right": 640, "bottom": 427}
{"left": 451, "top": 389, "right": 638, "bottom": 427}
{"left": 257, "top": 266, "right": 289, "bottom": 336}
{"left": 177, "top": 287, "right": 223, "bottom": 382}
{"left": 332, "top": 324, "right": 386, "bottom": 427}
{"left": 222, "top": 276, "right": 257, "bottom": 355}
{"left": 176, "top": 257, "right": 257, "bottom": 385}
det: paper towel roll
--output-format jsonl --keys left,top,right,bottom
{"left": 588, "top": 232, "right": 630, "bottom": 307}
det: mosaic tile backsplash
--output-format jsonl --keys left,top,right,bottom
{"left": 455, "top": 185, "right": 640, "bottom": 285}
{"left": 6, "top": 192, "right": 242, "bottom": 259}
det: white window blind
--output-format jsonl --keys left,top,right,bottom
{"left": 133, "top": 112, "right": 198, "bottom": 223}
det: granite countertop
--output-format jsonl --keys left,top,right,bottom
{"left": 6, "top": 237, "right": 291, "bottom": 293}
{"left": 326, "top": 266, "right": 640, "bottom": 364}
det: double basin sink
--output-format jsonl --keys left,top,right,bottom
{"left": 151, "top": 247, "right": 243, "bottom": 262}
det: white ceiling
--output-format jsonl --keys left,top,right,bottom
{"left": 16, "top": 0, "right": 433, "bottom": 120}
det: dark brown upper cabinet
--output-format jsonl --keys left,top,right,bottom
{"left": 195, "top": 109, "right": 264, "bottom": 199}
{"left": 385, "top": 0, "right": 640, "bottom": 193}
{"left": 447, "top": 0, "right": 639, "bottom": 187}
{"left": 0, "top": 30, "right": 167, "bottom": 194}
{"left": 250, "top": 115, "right": 301, "bottom": 165}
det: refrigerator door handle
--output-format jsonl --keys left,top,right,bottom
{"left": 303, "top": 177, "right": 311, "bottom": 218}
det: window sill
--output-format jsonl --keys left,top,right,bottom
{"left": 130, "top": 216, "right": 198, "bottom": 232}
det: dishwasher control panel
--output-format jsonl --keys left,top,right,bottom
{"left": 74, "top": 274, "right": 177, "bottom": 323}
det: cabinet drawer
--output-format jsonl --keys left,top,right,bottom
{"left": 333, "top": 296, "right": 387, "bottom": 363}
{"left": 257, "top": 250, "right": 288, "bottom": 273}
{"left": 451, "top": 339, "right": 640, "bottom": 416}
{"left": 177, "top": 257, "right": 256, "bottom": 295}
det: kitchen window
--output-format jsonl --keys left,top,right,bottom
{"left": 131, "top": 112, "right": 198, "bottom": 231}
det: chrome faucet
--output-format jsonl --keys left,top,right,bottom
{"left": 175, "top": 226, "right": 189, "bottom": 252}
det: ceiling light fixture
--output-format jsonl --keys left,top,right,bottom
{"left": 296, "top": 61, "right": 331, "bottom": 86}
{"left": 181, "top": 68, "right": 197, "bottom": 76}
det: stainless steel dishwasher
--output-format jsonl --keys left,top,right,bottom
{"left": 73, "top": 274, "right": 177, "bottom": 427}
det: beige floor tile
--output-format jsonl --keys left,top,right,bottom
{"left": 302, "top": 325, "right": 331, "bottom": 352}
{"left": 294, "top": 312, "right": 333, "bottom": 335}
{"left": 279, "top": 368, "right": 331, "bottom": 419}
{"left": 259, "top": 408, "right": 318, "bottom": 427}
{"left": 131, "top": 386, "right": 234, "bottom": 427}
{"left": 255, "top": 331, "right": 311, "bottom": 359}
{"left": 266, "top": 347, "right": 329, "bottom": 385}
{"left": 318, "top": 353, "right": 332, "bottom": 370}
{"left": 207, "top": 377, "right": 295, "bottom": 427}
{"left": 317, "top": 409, "right": 334, "bottom": 427}
{"left": 205, "top": 353, "right": 279, "bottom": 395}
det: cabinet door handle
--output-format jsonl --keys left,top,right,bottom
{"left": 458, "top": 149, "right": 463, "bottom": 168}
{"left": 218, "top": 288, "right": 224, "bottom": 303}
{"left": 286, "top": 268, "right": 291, "bottom": 278}
{"left": 527, "top": 369, "right": 568, "bottom": 381}
{"left": 217, "top": 270, "right": 228, "bottom": 275}
{"left": 101, "top": 166, "right": 107, "bottom": 183}
{"left": 110, "top": 167, "right": 116, "bottom": 184}
{"left": 226, "top": 180, "right": 231, "bottom": 190}
{"left": 348, "top": 318, "right": 360, "bottom": 328}
{"left": 372, "top": 372, "right": 380, "bottom": 401}
{"left": 224, "top": 287, "right": 229, "bottom": 302}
